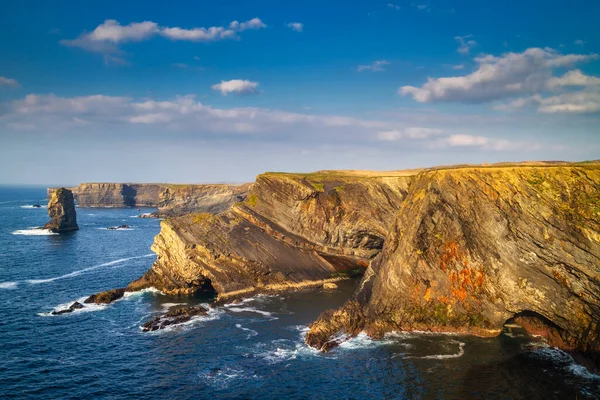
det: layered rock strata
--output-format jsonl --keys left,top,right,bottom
{"left": 306, "top": 164, "right": 600, "bottom": 359}
{"left": 126, "top": 170, "right": 416, "bottom": 299}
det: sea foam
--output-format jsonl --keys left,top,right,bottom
{"left": 26, "top": 254, "right": 155, "bottom": 284}
{"left": 12, "top": 228, "right": 57, "bottom": 236}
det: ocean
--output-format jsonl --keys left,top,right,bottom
{"left": 0, "top": 186, "right": 599, "bottom": 399}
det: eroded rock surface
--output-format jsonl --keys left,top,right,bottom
{"left": 141, "top": 306, "right": 209, "bottom": 332}
{"left": 44, "top": 188, "right": 78, "bottom": 233}
{"left": 48, "top": 183, "right": 251, "bottom": 217}
{"left": 84, "top": 288, "right": 126, "bottom": 304}
{"left": 128, "top": 170, "right": 416, "bottom": 299}
{"left": 306, "top": 165, "right": 600, "bottom": 359}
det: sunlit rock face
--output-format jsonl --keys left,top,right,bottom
{"left": 128, "top": 170, "right": 416, "bottom": 299}
{"left": 307, "top": 164, "right": 600, "bottom": 360}
{"left": 44, "top": 187, "right": 78, "bottom": 233}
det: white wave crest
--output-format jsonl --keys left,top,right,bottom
{"left": 160, "top": 302, "right": 187, "bottom": 311}
{"left": 0, "top": 281, "right": 18, "bottom": 289}
{"left": 38, "top": 296, "right": 107, "bottom": 317}
{"left": 198, "top": 366, "right": 259, "bottom": 389}
{"left": 407, "top": 340, "right": 466, "bottom": 360}
{"left": 27, "top": 254, "right": 155, "bottom": 284}
{"left": 226, "top": 306, "right": 275, "bottom": 318}
{"left": 235, "top": 323, "right": 258, "bottom": 339}
{"left": 12, "top": 228, "right": 57, "bottom": 236}
{"left": 20, "top": 205, "right": 46, "bottom": 209}
{"left": 122, "top": 287, "right": 162, "bottom": 299}
{"left": 338, "top": 332, "right": 395, "bottom": 350}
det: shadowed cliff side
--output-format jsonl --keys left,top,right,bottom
{"left": 306, "top": 165, "right": 600, "bottom": 360}
{"left": 127, "top": 170, "right": 416, "bottom": 299}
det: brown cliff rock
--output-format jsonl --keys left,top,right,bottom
{"left": 44, "top": 188, "right": 78, "bottom": 233}
{"left": 306, "top": 164, "right": 600, "bottom": 360}
{"left": 127, "top": 170, "right": 416, "bottom": 299}
{"left": 48, "top": 183, "right": 251, "bottom": 217}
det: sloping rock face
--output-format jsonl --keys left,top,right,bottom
{"left": 48, "top": 183, "right": 251, "bottom": 216}
{"left": 44, "top": 188, "right": 78, "bottom": 233}
{"left": 127, "top": 171, "right": 415, "bottom": 299}
{"left": 306, "top": 165, "right": 600, "bottom": 358}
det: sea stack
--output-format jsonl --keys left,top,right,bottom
{"left": 44, "top": 187, "right": 79, "bottom": 233}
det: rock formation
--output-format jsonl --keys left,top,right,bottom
{"left": 84, "top": 288, "right": 125, "bottom": 304}
{"left": 48, "top": 183, "right": 252, "bottom": 217}
{"left": 125, "top": 170, "right": 416, "bottom": 299}
{"left": 44, "top": 188, "right": 78, "bottom": 233}
{"left": 306, "top": 164, "right": 600, "bottom": 362}
{"left": 141, "top": 306, "right": 209, "bottom": 332}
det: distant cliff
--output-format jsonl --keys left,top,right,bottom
{"left": 48, "top": 183, "right": 252, "bottom": 216}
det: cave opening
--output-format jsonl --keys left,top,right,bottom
{"left": 194, "top": 278, "right": 218, "bottom": 302}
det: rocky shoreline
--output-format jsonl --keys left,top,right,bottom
{"left": 79, "top": 161, "right": 600, "bottom": 368}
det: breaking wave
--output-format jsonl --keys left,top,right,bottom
{"left": 26, "top": 254, "right": 155, "bottom": 284}
{"left": 12, "top": 228, "right": 57, "bottom": 236}
{"left": 0, "top": 281, "right": 18, "bottom": 289}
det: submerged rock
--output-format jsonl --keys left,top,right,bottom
{"left": 323, "top": 283, "right": 338, "bottom": 290}
{"left": 44, "top": 188, "right": 78, "bottom": 233}
{"left": 51, "top": 301, "right": 84, "bottom": 315}
{"left": 107, "top": 225, "right": 130, "bottom": 230}
{"left": 141, "top": 306, "right": 209, "bottom": 332}
{"left": 84, "top": 288, "right": 125, "bottom": 304}
{"left": 306, "top": 164, "right": 600, "bottom": 360}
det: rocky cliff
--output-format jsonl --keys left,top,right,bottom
{"left": 126, "top": 170, "right": 416, "bottom": 299}
{"left": 306, "top": 164, "right": 600, "bottom": 360}
{"left": 48, "top": 183, "right": 251, "bottom": 216}
{"left": 44, "top": 188, "right": 78, "bottom": 233}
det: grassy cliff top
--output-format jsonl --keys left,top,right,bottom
{"left": 263, "top": 160, "right": 600, "bottom": 182}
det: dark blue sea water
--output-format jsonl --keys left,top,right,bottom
{"left": 1, "top": 187, "right": 599, "bottom": 399}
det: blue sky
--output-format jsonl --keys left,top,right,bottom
{"left": 0, "top": 0, "right": 599, "bottom": 185}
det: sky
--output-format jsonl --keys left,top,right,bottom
{"left": 0, "top": 0, "right": 599, "bottom": 185}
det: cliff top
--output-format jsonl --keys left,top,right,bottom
{"left": 263, "top": 160, "right": 600, "bottom": 182}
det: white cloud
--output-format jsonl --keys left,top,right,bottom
{"left": 546, "top": 69, "right": 600, "bottom": 89}
{"left": 61, "top": 18, "right": 266, "bottom": 61}
{"left": 575, "top": 39, "right": 585, "bottom": 46}
{"left": 455, "top": 35, "right": 476, "bottom": 55}
{"left": 0, "top": 76, "right": 20, "bottom": 87}
{"left": 88, "top": 20, "right": 159, "bottom": 42}
{"left": 400, "top": 47, "right": 599, "bottom": 104}
{"left": 452, "top": 64, "right": 465, "bottom": 70}
{"left": 211, "top": 79, "right": 259, "bottom": 95}
{"left": 286, "top": 22, "right": 304, "bottom": 32}
{"left": 378, "top": 127, "right": 443, "bottom": 141}
{"left": 442, "top": 134, "right": 518, "bottom": 150}
{"left": 1, "top": 93, "right": 544, "bottom": 156}
{"left": 129, "top": 113, "right": 172, "bottom": 124}
{"left": 357, "top": 60, "right": 390, "bottom": 72}
{"left": 387, "top": 3, "right": 401, "bottom": 10}
{"left": 535, "top": 91, "right": 600, "bottom": 114}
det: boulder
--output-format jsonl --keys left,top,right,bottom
{"left": 84, "top": 288, "right": 126, "bottom": 304}
{"left": 142, "top": 306, "right": 209, "bottom": 332}
{"left": 323, "top": 283, "right": 338, "bottom": 290}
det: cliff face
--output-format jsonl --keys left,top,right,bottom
{"left": 127, "top": 171, "right": 416, "bottom": 298}
{"left": 306, "top": 165, "right": 600, "bottom": 357}
{"left": 48, "top": 183, "right": 251, "bottom": 216}
{"left": 44, "top": 188, "right": 78, "bottom": 233}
